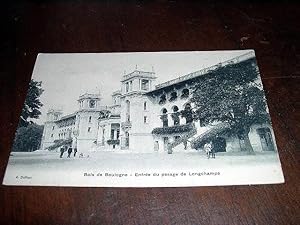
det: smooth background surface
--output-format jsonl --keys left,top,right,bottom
{"left": 0, "top": 1, "right": 299, "bottom": 224}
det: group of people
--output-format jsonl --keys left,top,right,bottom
{"left": 58, "top": 142, "right": 216, "bottom": 159}
{"left": 204, "top": 141, "right": 216, "bottom": 159}
{"left": 60, "top": 145, "right": 77, "bottom": 158}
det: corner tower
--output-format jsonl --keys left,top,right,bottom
{"left": 75, "top": 93, "right": 103, "bottom": 152}
{"left": 41, "top": 109, "right": 63, "bottom": 150}
{"left": 121, "top": 70, "right": 156, "bottom": 95}
{"left": 119, "top": 70, "right": 157, "bottom": 152}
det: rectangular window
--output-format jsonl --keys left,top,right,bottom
{"left": 144, "top": 116, "right": 148, "bottom": 124}
{"left": 141, "top": 79, "right": 149, "bottom": 91}
{"left": 111, "top": 129, "right": 114, "bottom": 140}
{"left": 126, "top": 82, "right": 129, "bottom": 92}
{"left": 116, "top": 130, "right": 120, "bottom": 140}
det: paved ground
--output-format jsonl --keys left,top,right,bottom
{"left": 3, "top": 150, "right": 284, "bottom": 187}
{"left": 6, "top": 150, "right": 281, "bottom": 171}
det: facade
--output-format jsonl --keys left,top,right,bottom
{"left": 41, "top": 93, "right": 106, "bottom": 151}
{"left": 41, "top": 51, "right": 277, "bottom": 154}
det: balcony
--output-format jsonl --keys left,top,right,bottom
{"left": 121, "top": 121, "right": 132, "bottom": 130}
{"left": 107, "top": 139, "right": 120, "bottom": 145}
{"left": 151, "top": 123, "right": 194, "bottom": 136}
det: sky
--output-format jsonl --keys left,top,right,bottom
{"left": 31, "top": 50, "right": 253, "bottom": 124}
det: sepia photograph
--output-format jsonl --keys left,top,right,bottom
{"left": 3, "top": 50, "right": 284, "bottom": 187}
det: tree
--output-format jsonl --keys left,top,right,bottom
{"left": 189, "top": 58, "right": 270, "bottom": 153}
{"left": 19, "top": 79, "right": 44, "bottom": 127}
{"left": 12, "top": 124, "right": 44, "bottom": 152}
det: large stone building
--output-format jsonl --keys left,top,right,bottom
{"left": 41, "top": 93, "right": 106, "bottom": 151}
{"left": 41, "top": 51, "right": 277, "bottom": 154}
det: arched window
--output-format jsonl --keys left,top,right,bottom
{"left": 171, "top": 105, "right": 180, "bottom": 125}
{"left": 172, "top": 105, "right": 179, "bottom": 112}
{"left": 144, "top": 101, "right": 147, "bottom": 111}
{"left": 161, "top": 108, "right": 168, "bottom": 127}
{"left": 89, "top": 100, "right": 95, "bottom": 108}
{"left": 159, "top": 94, "right": 166, "bottom": 105}
{"left": 126, "top": 100, "right": 130, "bottom": 122}
{"left": 169, "top": 92, "right": 177, "bottom": 102}
{"left": 184, "top": 103, "right": 191, "bottom": 109}
{"left": 181, "top": 89, "right": 189, "bottom": 99}
{"left": 183, "top": 103, "right": 193, "bottom": 124}
{"left": 161, "top": 108, "right": 168, "bottom": 114}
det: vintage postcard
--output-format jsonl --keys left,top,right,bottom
{"left": 3, "top": 50, "right": 284, "bottom": 187}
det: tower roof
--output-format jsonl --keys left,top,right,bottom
{"left": 121, "top": 70, "right": 156, "bottom": 82}
{"left": 46, "top": 109, "right": 63, "bottom": 114}
{"left": 78, "top": 93, "right": 101, "bottom": 101}
{"left": 112, "top": 90, "right": 121, "bottom": 96}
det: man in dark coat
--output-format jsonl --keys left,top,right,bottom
{"left": 67, "top": 146, "right": 72, "bottom": 158}
{"left": 210, "top": 141, "right": 216, "bottom": 159}
{"left": 60, "top": 146, "right": 65, "bottom": 158}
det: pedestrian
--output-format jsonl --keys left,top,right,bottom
{"left": 204, "top": 142, "right": 212, "bottom": 159}
{"left": 167, "top": 143, "right": 173, "bottom": 154}
{"left": 74, "top": 147, "right": 77, "bottom": 157}
{"left": 210, "top": 141, "right": 216, "bottom": 159}
{"left": 183, "top": 140, "right": 187, "bottom": 150}
{"left": 65, "top": 145, "right": 68, "bottom": 153}
{"left": 60, "top": 146, "right": 65, "bottom": 158}
{"left": 154, "top": 141, "right": 159, "bottom": 152}
{"left": 67, "top": 146, "right": 72, "bottom": 158}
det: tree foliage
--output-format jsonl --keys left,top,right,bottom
{"left": 12, "top": 124, "right": 44, "bottom": 152}
{"left": 189, "top": 58, "right": 270, "bottom": 152}
{"left": 19, "top": 79, "right": 44, "bottom": 127}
